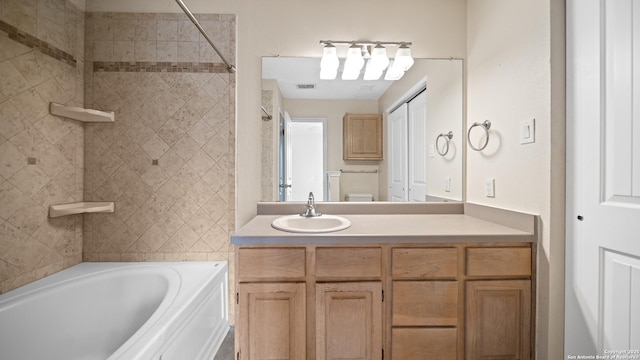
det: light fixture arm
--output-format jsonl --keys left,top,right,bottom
{"left": 319, "top": 40, "right": 412, "bottom": 47}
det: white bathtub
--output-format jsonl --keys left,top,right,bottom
{"left": 0, "top": 262, "right": 229, "bottom": 360}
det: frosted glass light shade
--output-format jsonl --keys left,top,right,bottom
{"left": 384, "top": 60, "right": 405, "bottom": 80}
{"left": 320, "top": 44, "right": 339, "bottom": 79}
{"left": 320, "top": 68, "right": 338, "bottom": 80}
{"left": 394, "top": 45, "right": 414, "bottom": 71}
{"left": 370, "top": 44, "right": 389, "bottom": 71}
{"left": 342, "top": 45, "right": 364, "bottom": 80}
{"left": 341, "top": 66, "right": 361, "bottom": 80}
{"left": 363, "top": 60, "right": 382, "bottom": 80}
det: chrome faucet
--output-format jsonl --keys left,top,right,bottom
{"left": 300, "top": 192, "right": 322, "bottom": 217}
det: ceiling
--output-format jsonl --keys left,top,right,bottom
{"left": 262, "top": 57, "right": 394, "bottom": 100}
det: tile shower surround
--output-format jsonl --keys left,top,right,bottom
{"left": 0, "top": 0, "right": 85, "bottom": 293}
{"left": 1, "top": 7, "right": 236, "bottom": 296}
{"left": 83, "top": 12, "right": 236, "bottom": 266}
{"left": 83, "top": 70, "right": 235, "bottom": 262}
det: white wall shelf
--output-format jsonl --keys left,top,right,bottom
{"left": 50, "top": 102, "right": 115, "bottom": 123}
{"left": 49, "top": 202, "right": 115, "bottom": 218}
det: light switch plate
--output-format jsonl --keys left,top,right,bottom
{"left": 485, "top": 178, "right": 495, "bottom": 198}
{"left": 520, "top": 118, "right": 535, "bottom": 144}
{"left": 429, "top": 144, "right": 435, "bottom": 157}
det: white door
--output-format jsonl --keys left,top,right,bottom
{"left": 407, "top": 91, "right": 427, "bottom": 202}
{"left": 389, "top": 103, "right": 408, "bottom": 201}
{"left": 289, "top": 118, "right": 326, "bottom": 201}
{"left": 566, "top": 0, "right": 640, "bottom": 356}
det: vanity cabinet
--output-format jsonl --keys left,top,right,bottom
{"left": 464, "top": 247, "right": 533, "bottom": 360}
{"left": 237, "top": 247, "right": 307, "bottom": 360}
{"left": 391, "top": 247, "right": 459, "bottom": 360}
{"left": 315, "top": 247, "right": 383, "bottom": 360}
{"left": 343, "top": 113, "right": 383, "bottom": 160}
{"left": 237, "top": 282, "right": 306, "bottom": 360}
{"left": 316, "top": 282, "right": 383, "bottom": 360}
{"left": 465, "top": 280, "right": 531, "bottom": 360}
{"left": 235, "top": 243, "right": 534, "bottom": 360}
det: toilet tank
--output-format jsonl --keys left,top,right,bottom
{"left": 345, "top": 193, "right": 373, "bottom": 202}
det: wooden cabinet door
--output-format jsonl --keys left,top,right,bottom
{"left": 465, "top": 280, "right": 531, "bottom": 360}
{"left": 343, "top": 113, "right": 383, "bottom": 160}
{"left": 316, "top": 282, "right": 383, "bottom": 360}
{"left": 238, "top": 282, "right": 306, "bottom": 360}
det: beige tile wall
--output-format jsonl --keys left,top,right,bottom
{"left": 85, "top": 12, "right": 235, "bottom": 65}
{"left": 261, "top": 89, "right": 273, "bottom": 201}
{"left": 83, "top": 13, "right": 236, "bottom": 267}
{"left": 0, "top": 0, "right": 85, "bottom": 294}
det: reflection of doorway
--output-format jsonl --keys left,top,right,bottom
{"left": 279, "top": 114, "right": 327, "bottom": 201}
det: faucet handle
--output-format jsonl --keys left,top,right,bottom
{"left": 308, "top": 192, "right": 315, "bottom": 204}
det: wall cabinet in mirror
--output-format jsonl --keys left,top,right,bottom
{"left": 343, "top": 113, "right": 383, "bottom": 160}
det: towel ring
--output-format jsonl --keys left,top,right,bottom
{"left": 436, "top": 131, "right": 453, "bottom": 156}
{"left": 467, "top": 120, "right": 491, "bottom": 151}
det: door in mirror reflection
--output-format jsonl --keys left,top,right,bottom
{"left": 280, "top": 115, "right": 327, "bottom": 201}
{"left": 389, "top": 89, "right": 428, "bottom": 202}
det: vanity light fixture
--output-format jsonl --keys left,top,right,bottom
{"left": 370, "top": 43, "right": 390, "bottom": 71}
{"left": 319, "top": 40, "right": 413, "bottom": 80}
{"left": 394, "top": 43, "right": 415, "bottom": 71}
{"left": 320, "top": 43, "right": 339, "bottom": 80}
{"left": 384, "top": 60, "right": 405, "bottom": 80}
{"left": 342, "top": 43, "right": 365, "bottom": 80}
{"left": 363, "top": 59, "right": 383, "bottom": 80}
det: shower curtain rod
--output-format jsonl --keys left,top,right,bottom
{"left": 261, "top": 106, "right": 273, "bottom": 120}
{"left": 173, "top": 0, "right": 236, "bottom": 72}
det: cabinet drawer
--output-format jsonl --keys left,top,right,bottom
{"left": 392, "top": 281, "right": 458, "bottom": 326}
{"left": 238, "top": 248, "right": 306, "bottom": 280}
{"left": 392, "top": 248, "right": 458, "bottom": 278}
{"left": 392, "top": 328, "right": 457, "bottom": 360}
{"left": 316, "top": 247, "right": 382, "bottom": 278}
{"left": 466, "top": 247, "right": 532, "bottom": 277}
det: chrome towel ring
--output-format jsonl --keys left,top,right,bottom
{"left": 467, "top": 120, "right": 491, "bottom": 151}
{"left": 436, "top": 131, "right": 453, "bottom": 156}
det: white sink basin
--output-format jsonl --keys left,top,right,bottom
{"left": 271, "top": 214, "right": 351, "bottom": 233}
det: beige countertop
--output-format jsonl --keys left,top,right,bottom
{"left": 231, "top": 213, "right": 536, "bottom": 245}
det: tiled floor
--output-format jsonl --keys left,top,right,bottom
{"left": 213, "top": 327, "right": 234, "bottom": 360}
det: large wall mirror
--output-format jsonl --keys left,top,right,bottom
{"left": 261, "top": 57, "right": 463, "bottom": 203}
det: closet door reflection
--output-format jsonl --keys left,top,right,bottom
{"left": 389, "top": 103, "right": 408, "bottom": 201}
{"left": 388, "top": 90, "right": 427, "bottom": 202}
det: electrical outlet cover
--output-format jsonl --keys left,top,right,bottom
{"left": 485, "top": 178, "right": 495, "bottom": 197}
{"left": 445, "top": 177, "right": 452, "bottom": 192}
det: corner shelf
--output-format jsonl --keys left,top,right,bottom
{"left": 49, "top": 202, "right": 115, "bottom": 218}
{"left": 50, "top": 102, "right": 115, "bottom": 123}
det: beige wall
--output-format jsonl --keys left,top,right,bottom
{"left": 0, "top": 0, "right": 86, "bottom": 293}
{"left": 466, "top": 0, "right": 564, "bottom": 358}
{"left": 283, "top": 98, "right": 379, "bottom": 200}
